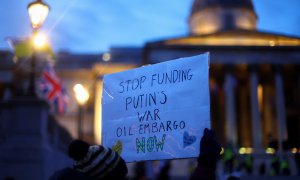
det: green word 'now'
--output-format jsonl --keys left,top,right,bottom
{"left": 136, "top": 134, "right": 166, "bottom": 153}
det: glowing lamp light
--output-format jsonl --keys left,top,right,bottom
{"left": 102, "top": 53, "right": 111, "bottom": 61}
{"left": 73, "top": 84, "right": 90, "bottom": 105}
{"left": 220, "top": 147, "right": 224, "bottom": 155}
{"left": 239, "top": 147, "right": 246, "bottom": 154}
{"left": 266, "top": 147, "right": 275, "bottom": 154}
{"left": 239, "top": 147, "right": 253, "bottom": 154}
{"left": 245, "top": 148, "right": 253, "bottom": 154}
{"left": 32, "top": 33, "right": 47, "bottom": 49}
{"left": 291, "top": 148, "right": 298, "bottom": 154}
{"left": 269, "top": 41, "right": 275, "bottom": 47}
{"left": 28, "top": 0, "right": 50, "bottom": 30}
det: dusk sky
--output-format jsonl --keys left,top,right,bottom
{"left": 1, "top": 0, "right": 299, "bottom": 53}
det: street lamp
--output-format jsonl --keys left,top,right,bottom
{"left": 27, "top": 0, "right": 50, "bottom": 96}
{"left": 28, "top": 0, "right": 50, "bottom": 30}
{"left": 73, "top": 84, "right": 90, "bottom": 139}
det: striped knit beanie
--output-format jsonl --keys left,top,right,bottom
{"left": 68, "top": 140, "right": 128, "bottom": 180}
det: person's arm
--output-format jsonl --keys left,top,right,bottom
{"left": 190, "top": 128, "right": 221, "bottom": 180}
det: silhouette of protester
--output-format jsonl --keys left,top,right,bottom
{"left": 48, "top": 167, "right": 92, "bottom": 180}
{"left": 68, "top": 139, "right": 128, "bottom": 180}
{"left": 190, "top": 128, "right": 222, "bottom": 180}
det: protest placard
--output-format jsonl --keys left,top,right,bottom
{"left": 102, "top": 53, "right": 210, "bottom": 162}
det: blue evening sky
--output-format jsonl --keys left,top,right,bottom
{"left": 0, "top": 0, "right": 299, "bottom": 53}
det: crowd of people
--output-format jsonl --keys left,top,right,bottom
{"left": 49, "top": 128, "right": 221, "bottom": 180}
{"left": 49, "top": 128, "right": 300, "bottom": 180}
{"left": 219, "top": 145, "right": 300, "bottom": 178}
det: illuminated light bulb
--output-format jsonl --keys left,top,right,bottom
{"left": 102, "top": 53, "right": 111, "bottom": 61}
{"left": 33, "top": 33, "right": 47, "bottom": 48}
{"left": 73, "top": 84, "right": 89, "bottom": 105}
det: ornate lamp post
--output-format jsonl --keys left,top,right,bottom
{"left": 27, "top": 0, "right": 50, "bottom": 96}
{"left": 73, "top": 84, "right": 90, "bottom": 139}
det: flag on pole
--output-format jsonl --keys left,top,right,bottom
{"left": 39, "top": 62, "right": 69, "bottom": 114}
{"left": 6, "top": 37, "right": 33, "bottom": 58}
{"left": 6, "top": 36, "right": 55, "bottom": 59}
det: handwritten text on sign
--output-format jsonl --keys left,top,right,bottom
{"left": 102, "top": 53, "right": 210, "bottom": 162}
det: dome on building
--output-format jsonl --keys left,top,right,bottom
{"left": 189, "top": 0, "right": 257, "bottom": 35}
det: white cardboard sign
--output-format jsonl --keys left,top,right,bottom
{"left": 102, "top": 53, "right": 210, "bottom": 162}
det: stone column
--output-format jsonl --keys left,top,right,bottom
{"left": 250, "top": 69, "right": 263, "bottom": 153}
{"left": 274, "top": 68, "right": 288, "bottom": 153}
{"left": 262, "top": 85, "right": 275, "bottom": 146}
{"left": 238, "top": 85, "right": 251, "bottom": 147}
{"left": 224, "top": 71, "right": 237, "bottom": 146}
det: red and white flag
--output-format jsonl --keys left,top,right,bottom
{"left": 39, "top": 62, "right": 69, "bottom": 114}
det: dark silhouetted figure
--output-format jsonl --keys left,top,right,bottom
{"left": 259, "top": 162, "right": 266, "bottom": 175}
{"left": 157, "top": 160, "right": 171, "bottom": 180}
{"left": 49, "top": 140, "right": 128, "bottom": 180}
{"left": 190, "top": 128, "right": 222, "bottom": 180}
{"left": 49, "top": 167, "right": 92, "bottom": 180}
{"left": 244, "top": 154, "right": 253, "bottom": 174}
{"left": 133, "top": 162, "right": 147, "bottom": 180}
{"left": 227, "top": 175, "right": 239, "bottom": 180}
{"left": 280, "top": 157, "right": 290, "bottom": 176}
{"left": 270, "top": 154, "right": 280, "bottom": 176}
{"left": 222, "top": 145, "right": 235, "bottom": 174}
{"left": 295, "top": 152, "right": 300, "bottom": 175}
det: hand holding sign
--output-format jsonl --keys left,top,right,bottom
{"left": 190, "top": 128, "right": 221, "bottom": 180}
{"left": 197, "top": 128, "right": 221, "bottom": 169}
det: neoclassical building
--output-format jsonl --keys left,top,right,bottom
{"left": 143, "top": 0, "right": 300, "bottom": 153}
